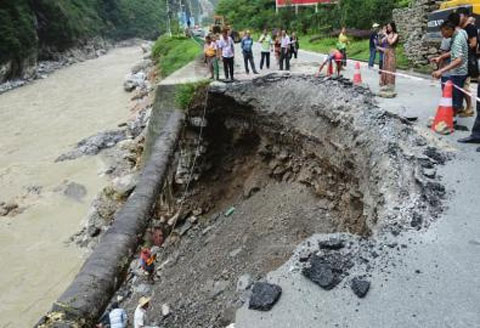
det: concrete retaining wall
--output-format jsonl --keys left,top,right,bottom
{"left": 36, "top": 110, "right": 184, "bottom": 327}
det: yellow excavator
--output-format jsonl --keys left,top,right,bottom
{"left": 427, "top": 0, "right": 480, "bottom": 40}
{"left": 209, "top": 15, "right": 241, "bottom": 42}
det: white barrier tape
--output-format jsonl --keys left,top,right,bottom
{"left": 451, "top": 83, "right": 480, "bottom": 104}
{"left": 375, "top": 68, "right": 424, "bottom": 82}
{"left": 370, "top": 66, "right": 480, "bottom": 103}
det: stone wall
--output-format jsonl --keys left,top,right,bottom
{"left": 393, "top": 0, "right": 441, "bottom": 67}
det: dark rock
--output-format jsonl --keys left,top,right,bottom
{"left": 424, "top": 147, "right": 446, "bottom": 165}
{"left": 387, "top": 242, "right": 398, "bottom": 249}
{"left": 248, "top": 282, "right": 282, "bottom": 311}
{"left": 410, "top": 212, "right": 423, "bottom": 229}
{"left": 351, "top": 277, "right": 370, "bottom": 298}
{"left": 319, "top": 237, "right": 345, "bottom": 250}
{"left": 303, "top": 255, "right": 340, "bottom": 290}
{"left": 87, "top": 226, "right": 101, "bottom": 238}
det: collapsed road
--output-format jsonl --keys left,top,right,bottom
{"left": 92, "top": 73, "right": 447, "bottom": 328}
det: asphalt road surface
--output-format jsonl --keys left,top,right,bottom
{"left": 230, "top": 43, "right": 480, "bottom": 328}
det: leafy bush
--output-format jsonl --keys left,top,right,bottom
{"left": 152, "top": 35, "right": 202, "bottom": 77}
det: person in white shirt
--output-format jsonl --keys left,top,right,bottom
{"left": 134, "top": 297, "right": 151, "bottom": 328}
{"left": 280, "top": 30, "right": 291, "bottom": 71}
{"left": 217, "top": 29, "right": 235, "bottom": 81}
{"left": 109, "top": 302, "right": 128, "bottom": 328}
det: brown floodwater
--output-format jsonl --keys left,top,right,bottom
{"left": 0, "top": 46, "right": 142, "bottom": 327}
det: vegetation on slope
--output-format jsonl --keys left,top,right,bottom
{"left": 0, "top": 0, "right": 166, "bottom": 66}
{"left": 152, "top": 35, "right": 202, "bottom": 77}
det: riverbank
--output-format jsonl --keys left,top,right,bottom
{"left": 0, "top": 44, "right": 145, "bottom": 327}
{"left": 0, "top": 37, "right": 115, "bottom": 95}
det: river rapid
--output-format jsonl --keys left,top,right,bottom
{"left": 0, "top": 46, "right": 142, "bottom": 327}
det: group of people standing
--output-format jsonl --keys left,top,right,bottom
{"left": 203, "top": 28, "right": 299, "bottom": 81}
{"left": 430, "top": 8, "right": 480, "bottom": 144}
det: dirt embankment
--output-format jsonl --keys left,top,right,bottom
{"left": 109, "top": 74, "right": 447, "bottom": 328}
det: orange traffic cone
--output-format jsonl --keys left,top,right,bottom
{"left": 327, "top": 60, "right": 333, "bottom": 76}
{"left": 353, "top": 62, "right": 362, "bottom": 84}
{"left": 432, "top": 80, "right": 454, "bottom": 135}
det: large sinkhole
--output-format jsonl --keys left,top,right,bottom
{"left": 130, "top": 74, "right": 446, "bottom": 328}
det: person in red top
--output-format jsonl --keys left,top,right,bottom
{"left": 315, "top": 48, "right": 343, "bottom": 77}
{"left": 139, "top": 248, "right": 155, "bottom": 277}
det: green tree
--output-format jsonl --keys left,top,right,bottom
{"left": 216, "top": 0, "right": 406, "bottom": 33}
{"left": 0, "top": 0, "right": 37, "bottom": 63}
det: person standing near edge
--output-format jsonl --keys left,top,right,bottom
{"left": 241, "top": 30, "right": 259, "bottom": 74}
{"left": 432, "top": 17, "right": 468, "bottom": 117}
{"left": 377, "top": 22, "right": 399, "bottom": 94}
{"left": 279, "top": 30, "right": 291, "bottom": 71}
{"left": 457, "top": 7, "right": 478, "bottom": 117}
{"left": 259, "top": 29, "right": 273, "bottom": 70}
{"left": 274, "top": 31, "right": 282, "bottom": 67}
{"left": 338, "top": 27, "right": 349, "bottom": 67}
{"left": 369, "top": 23, "right": 380, "bottom": 68}
{"left": 204, "top": 35, "right": 217, "bottom": 79}
{"left": 218, "top": 28, "right": 235, "bottom": 81}
{"left": 290, "top": 32, "right": 299, "bottom": 59}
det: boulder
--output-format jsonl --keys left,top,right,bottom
{"left": 350, "top": 277, "right": 370, "bottom": 298}
{"left": 131, "top": 60, "right": 153, "bottom": 74}
{"left": 123, "top": 72, "right": 147, "bottom": 92}
{"left": 62, "top": 181, "right": 87, "bottom": 202}
{"left": 302, "top": 255, "right": 345, "bottom": 290}
{"left": 249, "top": 282, "right": 282, "bottom": 311}
{"left": 56, "top": 130, "right": 127, "bottom": 162}
{"left": 112, "top": 174, "right": 137, "bottom": 197}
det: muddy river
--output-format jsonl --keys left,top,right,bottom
{"left": 0, "top": 46, "right": 142, "bottom": 327}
